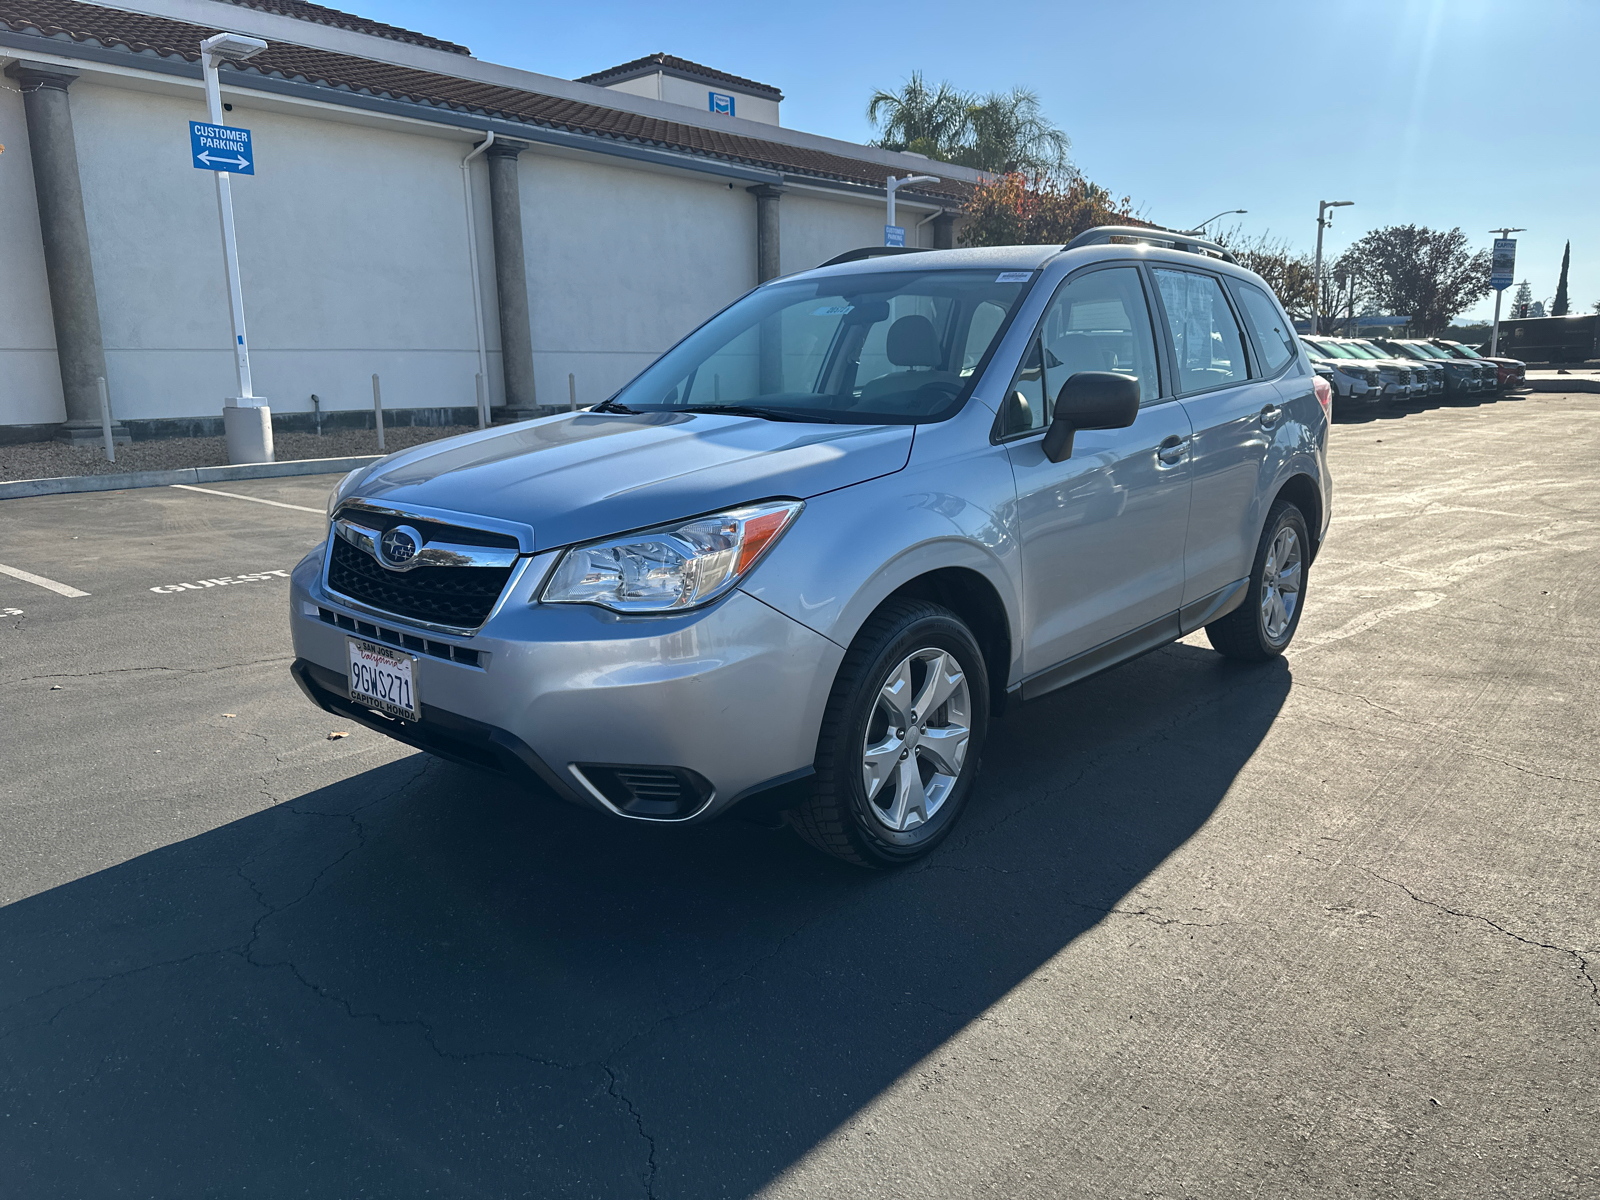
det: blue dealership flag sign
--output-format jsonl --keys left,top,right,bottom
{"left": 1490, "top": 238, "right": 1516, "bottom": 291}
{"left": 189, "top": 121, "right": 254, "bottom": 174}
{"left": 884, "top": 224, "right": 905, "bottom": 247}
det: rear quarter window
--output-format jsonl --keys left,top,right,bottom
{"left": 1232, "top": 281, "right": 1298, "bottom": 375}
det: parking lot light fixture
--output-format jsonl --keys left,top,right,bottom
{"left": 885, "top": 174, "right": 940, "bottom": 245}
{"left": 199, "top": 31, "right": 269, "bottom": 463}
{"left": 1313, "top": 200, "right": 1354, "bottom": 335}
{"left": 1191, "top": 208, "right": 1246, "bottom": 233}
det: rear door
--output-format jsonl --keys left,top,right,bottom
{"left": 1002, "top": 264, "right": 1193, "bottom": 681}
{"left": 1150, "top": 267, "right": 1286, "bottom": 605}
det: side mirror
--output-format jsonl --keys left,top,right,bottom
{"left": 1040, "top": 372, "right": 1140, "bottom": 463}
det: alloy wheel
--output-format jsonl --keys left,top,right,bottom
{"left": 861, "top": 647, "right": 972, "bottom": 832}
{"left": 1261, "top": 525, "right": 1303, "bottom": 642}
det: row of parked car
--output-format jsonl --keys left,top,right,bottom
{"left": 1301, "top": 335, "right": 1529, "bottom": 412}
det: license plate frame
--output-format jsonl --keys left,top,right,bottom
{"left": 346, "top": 636, "right": 419, "bottom": 722}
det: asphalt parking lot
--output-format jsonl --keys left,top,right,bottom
{"left": 2, "top": 390, "right": 1596, "bottom": 1198}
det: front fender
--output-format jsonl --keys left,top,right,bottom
{"left": 739, "top": 419, "right": 1023, "bottom": 686}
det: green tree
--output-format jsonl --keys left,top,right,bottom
{"left": 1551, "top": 240, "right": 1571, "bottom": 316}
{"left": 1212, "top": 227, "right": 1318, "bottom": 320}
{"left": 960, "top": 87, "right": 1071, "bottom": 175}
{"left": 868, "top": 76, "right": 1072, "bottom": 176}
{"left": 866, "top": 72, "right": 970, "bottom": 162}
{"left": 1341, "top": 225, "right": 1492, "bottom": 335}
{"left": 959, "top": 172, "right": 1137, "bottom": 247}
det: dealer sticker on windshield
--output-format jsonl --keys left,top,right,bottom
{"left": 812, "top": 304, "right": 854, "bottom": 316}
{"left": 347, "top": 637, "right": 419, "bottom": 722}
{"left": 995, "top": 271, "right": 1032, "bottom": 283}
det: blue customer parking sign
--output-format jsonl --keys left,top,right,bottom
{"left": 189, "top": 121, "right": 254, "bottom": 174}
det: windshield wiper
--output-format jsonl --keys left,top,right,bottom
{"left": 678, "top": 404, "right": 839, "bottom": 424}
{"left": 589, "top": 398, "right": 639, "bottom": 414}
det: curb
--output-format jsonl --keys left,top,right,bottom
{"left": 1525, "top": 376, "right": 1600, "bottom": 394}
{"left": 0, "top": 455, "right": 381, "bottom": 501}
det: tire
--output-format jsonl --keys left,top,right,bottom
{"left": 789, "top": 599, "right": 989, "bottom": 867}
{"left": 1205, "top": 500, "right": 1310, "bottom": 662}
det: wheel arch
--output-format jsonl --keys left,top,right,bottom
{"left": 877, "top": 567, "right": 1014, "bottom": 717}
{"left": 1273, "top": 472, "right": 1324, "bottom": 563}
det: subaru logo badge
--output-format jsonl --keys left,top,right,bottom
{"left": 378, "top": 525, "right": 421, "bottom": 569}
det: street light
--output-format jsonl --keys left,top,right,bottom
{"left": 885, "top": 174, "right": 940, "bottom": 246}
{"left": 1313, "top": 200, "right": 1354, "bottom": 335}
{"left": 199, "top": 31, "right": 268, "bottom": 460}
{"left": 1488, "top": 226, "right": 1527, "bottom": 355}
{"left": 1191, "top": 208, "right": 1246, "bottom": 234}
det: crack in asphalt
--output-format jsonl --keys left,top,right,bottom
{"left": 1363, "top": 867, "right": 1600, "bottom": 1011}
{"left": 604, "top": 1065, "right": 660, "bottom": 1200}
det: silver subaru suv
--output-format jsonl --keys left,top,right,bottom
{"left": 290, "top": 227, "right": 1331, "bottom": 867}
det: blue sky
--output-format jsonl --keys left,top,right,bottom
{"left": 357, "top": 0, "right": 1596, "bottom": 322}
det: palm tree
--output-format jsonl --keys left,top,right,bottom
{"left": 868, "top": 75, "right": 1073, "bottom": 177}
{"left": 866, "top": 72, "right": 971, "bottom": 161}
{"left": 960, "top": 87, "right": 1071, "bottom": 175}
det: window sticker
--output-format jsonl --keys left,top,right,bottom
{"left": 995, "top": 271, "right": 1032, "bottom": 283}
{"left": 812, "top": 304, "right": 854, "bottom": 316}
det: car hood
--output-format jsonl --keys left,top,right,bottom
{"left": 344, "top": 410, "right": 914, "bottom": 551}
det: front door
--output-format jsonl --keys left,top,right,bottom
{"left": 1002, "top": 265, "right": 1193, "bottom": 679}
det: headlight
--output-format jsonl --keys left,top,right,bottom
{"left": 326, "top": 467, "right": 364, "bottom": 519}
{"left": 540, "top": 500, "right": 803, "bottom": 614}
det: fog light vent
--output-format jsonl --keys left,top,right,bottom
{"left": 573, "top": 764, "right": 714, "bottom": 820}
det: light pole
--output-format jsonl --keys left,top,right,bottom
{"left": 885, "top": 174, "right": 940, "bottom": 246}
{"left": 200, "top": 33, "right": 265, "bottom": 400}
{"left": 1488, "top": 226, "right": 1526, "bottom": 356}
{"left": 1313, "top": 199, "right": 1353, "bottom": 335}
{"left": 1191, "top": 208, "right": 1246, "bottom": 234}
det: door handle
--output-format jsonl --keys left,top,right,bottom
{"left": 1156, "top": 436, "right": 1189, "bottom": 465}
{"left": 1259, "top": 403, "right": 1283, "bottom": 429}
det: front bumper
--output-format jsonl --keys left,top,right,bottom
{"left": 290, "top": 546, "right": 844, "bottom": 823}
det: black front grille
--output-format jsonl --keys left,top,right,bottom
{"left": 327, "top": 537, "right": 513, "bottom": 627}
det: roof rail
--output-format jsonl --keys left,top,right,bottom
{"left": 1065, "top": 225, "right": 1237, "bottom": 264}
{"left": 816, "top": 246, "right": 933, "bottom": 269}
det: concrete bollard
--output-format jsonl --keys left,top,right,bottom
{"left": 96, "top": 376, "right": 115, "bottom": 464}
{"left": 372, "top": 373, "right": 385, "bottom": 451}
{"left": 224, "top": 397, "right": 273, "bottom": 464}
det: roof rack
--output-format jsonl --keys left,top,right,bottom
{"left": 1065, "top": 225, "right": 1237, "bottom": 264}
{"left": 816, "top": 246, "right": 933, "bottom": 269}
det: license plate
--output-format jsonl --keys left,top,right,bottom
{"left": 346, "top": 637, "right": 419, "bottom": 721}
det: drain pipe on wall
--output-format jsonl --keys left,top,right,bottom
{"left": 461, "top": 131, "right": 495, "bottom": 428}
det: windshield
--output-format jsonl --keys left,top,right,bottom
{"left": 1410, "top": 342, "right": 1449, "bottom": 358}
{"left": 604, "top": 269, "right": 1033, "bottom": 425}
{"left": 1354, "top": 340, "right": 1402, "bottom": 358}
{"left": 1339, "top": 342, "right": 1381, "bottom": 359}
{"left": 1304, "top": 339, "right": 1349, "bottom": 358}
{"left": 1447, "top": 342, "right": 1483, "bottom": 358}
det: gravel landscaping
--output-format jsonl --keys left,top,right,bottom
{"left": 0, "top": 425, "right": 481, "bottom": 482}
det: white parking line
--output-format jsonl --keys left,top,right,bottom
{"left": 0, "top": 562, "right": 90, "bottom": 598}
{"left": 170, "top": 483, "right": 323, "bottom": 514}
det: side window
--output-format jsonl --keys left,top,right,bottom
{"left": 1153, "top": 268, "right": 1250, "bottom": 393}
{"left": 998, "top": 266, "right": 1160, "bottom": 437}
{"left": 1233, "top": 280, "right": 1297, "bottom": 375}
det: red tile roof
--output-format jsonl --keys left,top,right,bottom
{"left": 217, "top": 0, "right": 469, "bottom": 55}
{"left": 578, "top": 52, "right": 782, "bottom": 101}
{"left": 0, "top": 0, "right": 972, "bottom": 203}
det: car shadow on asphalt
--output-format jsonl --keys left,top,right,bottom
{"left": 1334, "top": 389, "right": 1534, "bottom": 424}
{"left": 0, "top": 642, "right": 1291, "bottom": 1197}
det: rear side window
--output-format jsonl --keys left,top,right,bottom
{"left": 1153, "top": 268, "right": 1249, "bottom": 393}
{"left": 1233, "top": 281, "right": 1298, "bottom": 375}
